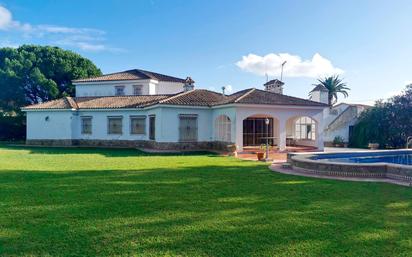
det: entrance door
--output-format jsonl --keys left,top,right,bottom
{"left": 243, "top": 118, "right": 273, "bottom": 146}
{"left": 149, "top": 115, "right": 156, "bottom": 140}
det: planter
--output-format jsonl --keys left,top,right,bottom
{"left": 368, "top": 143, "right": 380, "bottom": 150}
{"left": 226, "top": 144, "right": 237, "bottom": 153}
{"left": 256, "top": 152, "right": 265, "bottom": 161}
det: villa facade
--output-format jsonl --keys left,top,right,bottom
{"left": 23, "top": 69, "right": 329, "bottom": 151}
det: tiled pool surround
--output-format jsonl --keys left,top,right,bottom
{"left": 288, "top": 150, "right": 412, "bottom": 182}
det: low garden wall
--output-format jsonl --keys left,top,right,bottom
{"left": 26, "top": 139, "right": 234, "bottom": 152}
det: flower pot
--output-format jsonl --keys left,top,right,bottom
{"left": 257, "top": 152, "right": 265, "bottom": 161}
{"left": 226, "top": 144, "right": 237, "bottom": 153}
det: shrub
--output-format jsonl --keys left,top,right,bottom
{"left": 0, "top": 115, "right": 26, "bottom": 141}
{"left": 349, "top": 85, "right": 412, "bottom": 148}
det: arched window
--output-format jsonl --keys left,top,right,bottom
{"left": 215, "top": 115, "right": 231, "bottom": 142}
{"left": 294, "top": 116, "right": 316, "bottom": 140}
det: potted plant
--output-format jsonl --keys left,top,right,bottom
{"left": 257, "top": 144, "right": 272, "bottom": 161}
{"left": 333, "top": 136, "right": 345, "bottom": 147}
{"left": 256, "top": 151, "right": 265, "bottom": 161}
{"left": 226, "top": 144, "right": 237, "bottom": 156}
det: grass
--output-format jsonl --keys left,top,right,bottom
{"left": 0, "top": 146, "right": 412, "bottom": 256}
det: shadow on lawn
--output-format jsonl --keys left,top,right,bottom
{"left": 1, "top": 164, "right": 412, "bottom": 256}
{"left": 4, "top": 144, "right": 218, "bottom": 157}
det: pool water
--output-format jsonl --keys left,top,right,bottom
{"left": 312, "top": 151, "right": 412, "bottom": 166}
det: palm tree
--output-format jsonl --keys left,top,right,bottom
{"left": 312, "top": 75, "right": 350, "bottom": 105}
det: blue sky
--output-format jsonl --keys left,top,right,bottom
{"left": 1, "top": 0, "right": 411, "bottom": 104}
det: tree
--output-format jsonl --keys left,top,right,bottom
{"left": 0, "top": 45, "right": 102, "bottom": 114}
{"left": 0, "top": 45, "right": 102, "bottom": 140}
{"left": 313, "top": 75, "right": 350, "bottom": 105}
{"left": 350, "top": 84, "right": 412, "bottom": 148}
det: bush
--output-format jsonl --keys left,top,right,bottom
{"left": 0, "top": 115, "right": 26, "bottom": 141}
{"left": 333, "top": 136, "right": 344, "bottom": 146}
{"left": 349, "top": 85, "right": 412, "bottom": 149}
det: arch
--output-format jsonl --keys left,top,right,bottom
{"left": 214, "top": 115, "right": 232, "bottom": 142}
{"left": 285, "top": 116, "right": 318, "bottom": 147}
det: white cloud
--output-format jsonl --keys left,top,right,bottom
{"left": 0, "top": 5, "right": 12, "bottom": 29}
{"left": 0, "top": 5, "right": 122, "bottom": 52}
{"left": 236, "top": 53, "right": 344, "bottom": 78}
{"left": 224, "top": 85, "right": 233, "bottom": 93}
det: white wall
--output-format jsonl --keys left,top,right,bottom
{"left": 212, "top": 107, "right": 237, "bottom": 143}
{"left": 74, "top": 80, "right": 184, "bottom": 97}
{"left": 311, "top": 90, "right": 329, "bottom": 104}
{"left": 26, "top": 104, "right": 325, "bottom": 150}
{"left": 156, "top": 81, "right": 185, "bottom": 95}
{"left": 156, "top": 107, "right": 213, "bottom": 142}
{"left": 26, "top": 111, "right": 75, "bottom": 139}
{"left": 72, "top": 109, "right": 154, "bottom": 141}
{"left": 75, "top": 80, "right": 151, "bottom": 97}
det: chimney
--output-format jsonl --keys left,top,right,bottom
{"left": 264, "top": 79, "right": 284, "bottom": 94}
{"left": 183, "top": 77, "right": 195, "bottom": 92}
{"left": 310, "top": 85, "right": 329, "bottom": 104}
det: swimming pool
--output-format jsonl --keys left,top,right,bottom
{"left": 311, "top": 151, "right": 412, "bottom": 166}
{"left": 288, "top": 150, "right": 412, "bottom": 183}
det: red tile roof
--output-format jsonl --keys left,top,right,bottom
{"left": 72, "top": 69, "right": 186, "bottom": 83}
{"left": 23, "top": 88, "right": 328, "bottom": 110}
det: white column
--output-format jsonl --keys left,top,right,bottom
{"left": 315, "top": 120, "right": 324, "bottom": 151}
{"left": 278, "top": 118, "right": 287, "bottom": 151}
{"left": 235, "top": 114, "right": 243, "bottom": 151}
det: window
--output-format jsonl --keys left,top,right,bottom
{"left": 115, "top": 86, "right": 125, "bottom": 96}
{"left": 133, "top": 85, "right": 143, "bottom": 95}
{"left": 81, "top": 116, "right": 92, "bottom": 134}
{"left": 149, "top": 115, "right": 156, "bottom": 140}
{"left": 179, "top": 114, "right": 198, "bottom": 142}
{"left": 215, "top": 115, "right": 231, "bottom": 142}
{"left": 294, "top": 117, "right": 316, "bottom": 140}
{"left": 108, "top": 116, "right": 123, "bottom": 134}
{"left": 130, "top": 116, "right": 146, "bottom": 135}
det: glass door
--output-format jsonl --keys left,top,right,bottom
{"left": 242, "top": 118, "right": 273, "bottom": 146}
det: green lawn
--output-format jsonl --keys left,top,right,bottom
{"left": 1, "top": 146, "right": 412, "bottom": 256}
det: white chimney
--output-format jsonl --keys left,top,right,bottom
{"left": 310, "top": 85, "right": 329, "bottom": 104}
{"left": 264, "top": 79, "right": 284, "bottom": 94}
{"left": 183, "top": 77, "right": 195, "bottom": 92}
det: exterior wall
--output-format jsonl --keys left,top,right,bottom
{"left": 155, "top": 81, "right": 185, "bottom": 95}
{"left": 25, "top": 104, "right": 326, "bottom": 152}
{"left": 72, "top": 109, "right": 153, "bottom": 141}
{"left": 156, "top": 106, "right": 213, "bottom": 142}
{"left": 323, "top": 104, "right": 368, "bottom": 143}
{"left": 212, "top": 107, "right": 237, "bottom": 143}
{"left": 26, "top": 106, "right": 214, "bottom": 144}
{"left": 311, "top": 91, "right": 329, "bottom": 104}
{"left": 26, "top": 111, "right": 75, "bottom": 140}
{"left": 74, "top": 80, "right": 184, "bottom": 97}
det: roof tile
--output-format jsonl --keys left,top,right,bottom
{"left": 73, "top": 69, "right": 186, "bottom": 83}
{"left": 23, "top": 88, "right": 328, "bottom": 110}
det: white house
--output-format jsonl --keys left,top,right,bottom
{"left": 22, "top": 69, "right": 329, "bottom": 152}
{"left": 323, "top": 102, "right": 370, "bottom": 145}
{"left": 308, "top": 84, "right": 371, "bottom": 146}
